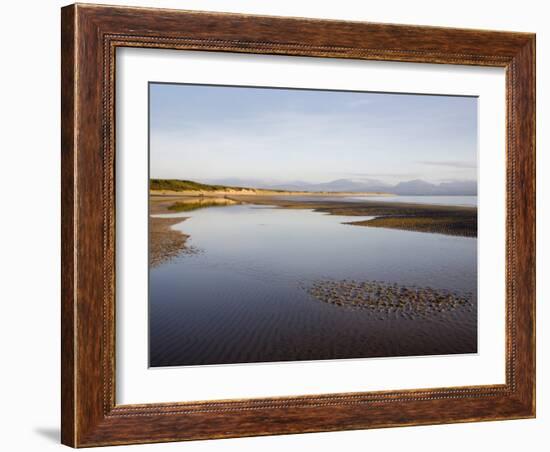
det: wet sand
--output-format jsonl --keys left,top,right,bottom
{"left": 149, "top": 198, "right": 209, "bottom": 267}
{"left": 149, "top": 217, "right": 194, "bottom": 268}
{"left": 306, "top": 279, "right": 473, "bottom": 319}
{"left": 348, "top": 215, "right": 476, "bottom": 237}
{"left": 230, "top": 195, "right": 477, "bottom": 237}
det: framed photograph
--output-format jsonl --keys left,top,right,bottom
{"left": 61, "top": 3, "right": 536, "bottom": 447}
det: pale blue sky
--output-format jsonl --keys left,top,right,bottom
{"left": 149, "top": 83, "right": 477, "bottom": 185}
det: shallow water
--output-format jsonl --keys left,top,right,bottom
{"left": 271, "top": 195, "right": 477, "bottom": 207}
{"left": 350, "top": 195, "right": 477, "bottom": 207}
{"left": 149, "top": 204, "right": 477, "bottom": 367}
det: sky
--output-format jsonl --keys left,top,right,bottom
{"left": 149, "top": 83, "right": 477, "bottom": 186}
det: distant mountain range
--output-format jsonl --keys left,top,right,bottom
{"left": 203, "top": 178, "right": 477, "bottom": 196}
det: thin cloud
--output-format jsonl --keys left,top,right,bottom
{"left": 347, "top": 98, "right": 374, "bottom": 108}
{"left": 346, "top": 172, "right": 420, "bottom": 179}
{"left": 418, "top": 160, "right": 476, "bottom": 169}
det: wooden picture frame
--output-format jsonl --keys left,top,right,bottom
{"left": 61, "top": 3, "right": 535, "bottom": 447}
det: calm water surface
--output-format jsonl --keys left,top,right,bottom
{"left": 351, "top": 195, "right": 477, "bottom": 206}
{"left": 150, "top": 201, "right": 477, "bottom": 367}
{"left": 273, "top": 195, "right": 477, "bottom": 207}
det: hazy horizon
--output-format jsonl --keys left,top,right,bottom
{"left": 150, "top": 83, "right": 478, "bottom": 186}
{"left": 151, "top": 175, "right": 477, "bottom": 187}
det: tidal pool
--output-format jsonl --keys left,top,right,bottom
{"left": 149, "top": 203, "right": 477, "bottom": 367}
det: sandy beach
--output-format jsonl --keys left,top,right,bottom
{"left": 149, "top": 217, "right": 191, "bottom": 267}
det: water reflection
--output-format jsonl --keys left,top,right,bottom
{"left": 149, "top": 203, "right": 477, "bottom": 367}
{"left": 166, "top": 197, "right": 240, "bottom": 212}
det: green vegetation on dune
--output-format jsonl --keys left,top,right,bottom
{"left": 150, "top": 179, "right": 251, "bottom": 192}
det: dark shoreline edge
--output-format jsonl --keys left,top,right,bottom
{"left": 229, "top": 195, "right": 478, "bottom": 238}
{"left": 345, "top": 216, "right": 477, "bottom": 237}
{"left": 148, "top": 194, "right": 477, "bottom": 266}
